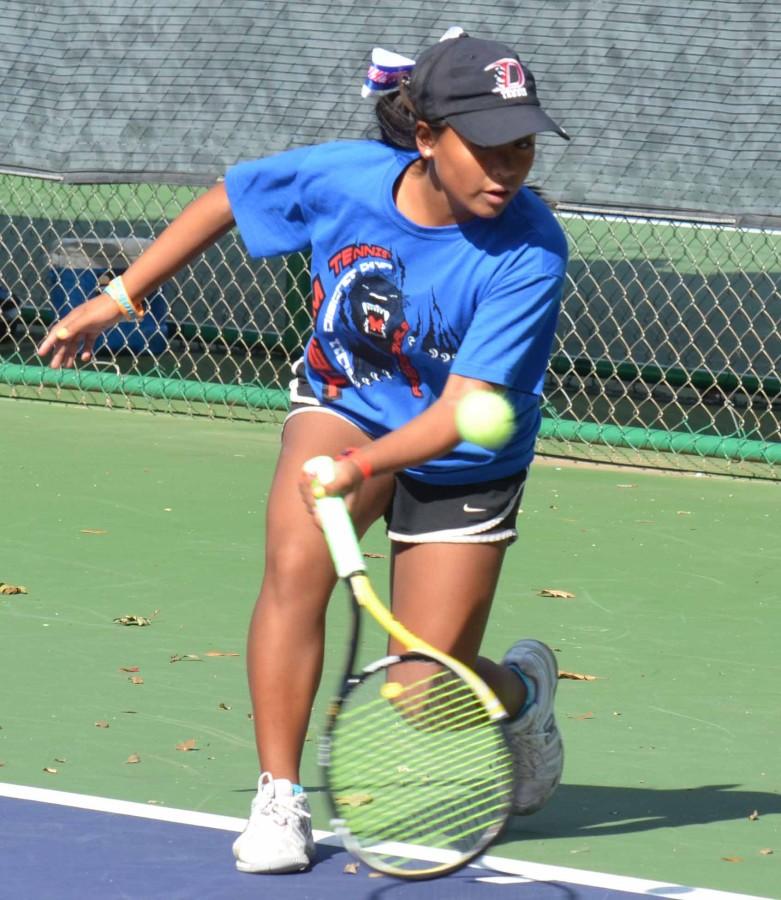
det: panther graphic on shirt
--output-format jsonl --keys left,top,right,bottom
{"left": 313, "top": 248, "right": 458, "bottom": 399}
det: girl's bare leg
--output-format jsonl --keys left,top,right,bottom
{"left": 388, "top": 540, "right": 526, "bottom": 716}
{"left": 247, "top": 413, "right": 394, "bottom": 782}
{"left": 389, "top": 538, "right": 564, "bottom": 818}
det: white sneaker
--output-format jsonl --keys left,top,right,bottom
{"left": 502, "top": 639, "right": 564, "bottom": 815}
{"left": 232, "top": 773, "right": 316, "bottom": 873}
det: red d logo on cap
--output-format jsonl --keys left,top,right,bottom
{"left": 484, "top": 58, "right": 528, "bottom": 100}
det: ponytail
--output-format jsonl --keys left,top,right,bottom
{"left": 373, "top": 88, "right": 419, "bottom": 150}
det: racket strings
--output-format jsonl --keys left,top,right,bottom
{"left": 334, "top": 787, "right": 507, "bottom": 849}
{"left": 332, "top": 723, "right": 507, "bottom": 790}
{"left": 327, "top": 659, "right": 513, "bottom": 874}
{"left": 340, "top": 778, "right": 510, "bottom": 841}
{"left": 332, "top": 666, "right": 502, "bottom": 755}
{"left": 331, "top": 675, "right": 501, "bottom": 786}
{"left": 337, "top": 667, "right": 489, "bottom": 731}
{"left": 334, "top": 767, "right": 510, "bottom": 861}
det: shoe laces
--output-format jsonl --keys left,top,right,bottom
{"left": 253, "top": 772, "right": 312, "bottom": 828}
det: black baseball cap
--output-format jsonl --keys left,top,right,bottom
{"left": 409, "top": 35, "right": 570, "bottom": 147}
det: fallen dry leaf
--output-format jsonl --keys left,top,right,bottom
{"left": 721, "top": 856, "right": 743, "bottom": 863}
{"left": 43, "top": 767, "right": 57, "bottom": 774}
{"left": 80, "top": 529, "right": 108, "bottom": 535}
{"left": 538, "top": 588, "right": 576, "bottom": 599}
{"left": 129, "top": 676, "right": 144, "bottom": 685}
{"left": 170, "top": 654, "right": 201, "bottom": 663}
{"left": 205, "top": 650, "right": 239, "bottom": 657}
{"left": 559, "top": 671, "right": 598, "bottom": 681}
{"left": 95, "top": 721, "right": 110, "bottom": 729}
{"left": 760, "top": 848, "right": 773, "bottom": 856}
{"left": 363, "top": 552, "right": 386, "bottom": 559}
{"left": 119, "top": 666, "right": 139, "bottom": 673}
{"left": 176, "top": 739, "right": 198, "bottom": 752}
{"left": 218, "top": 703, "right": 231, "bottom": 710}
{"left": 749, "top": 810, "right": 760, "bottom": 821}
{"left": 616, "top": 483, "right": 637, "bottom": 489}
{"left": 0, "top": 583, "right": 27, "bottom": 595}
{"left": 126, "top": 753, "right": 141, "bottom": 764}
{"left": 570, "top": 711, "right": 594, "bottom": 720}
{"left": 343, "top": 862, "right": 360, "bottom": 874}
{"left": 113, "top": 610, "right": 159, "bottom": 627}
{"left": 335, "top": 793, "right": 374, "bottom": 808}
{"left": 368, "top": 872, "right": 383, "bottom": 878}
{"left": 54, "top": 757, "right": 66, "bottom": 764}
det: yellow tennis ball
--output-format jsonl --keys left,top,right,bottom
{"left": 56, "top": 327, "right": 71, "bottom": 341}
{"left": 455, "top": 390, "right": 515, "bottom": 449}
{"left": 380, "top": 681, "right": 404, "bottom": 700}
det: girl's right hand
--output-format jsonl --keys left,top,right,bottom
{"left": 37, "top": 293, "right": 125, "bottom": 368}
{"left": 298, "top": 456, "right": 366, "bottom": 515}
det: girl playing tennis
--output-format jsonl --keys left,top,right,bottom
{"left": 39, "top": 30, "right": 570, "bottom": 874}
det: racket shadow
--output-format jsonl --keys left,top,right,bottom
{"left": 361, "top": 869, "right": 579, "bottom": 900}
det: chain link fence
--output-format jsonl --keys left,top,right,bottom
{"left": 1, "top": 174, "right": 779, "bottom": 478}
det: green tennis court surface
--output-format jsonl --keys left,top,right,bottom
{"left": 1, "top": 397, "right": 779, "bottom": 897}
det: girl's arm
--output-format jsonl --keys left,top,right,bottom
{"left": 305, "top": 373, "right": 501, "bottom": 498}
{"left": 112, "top": 182, "right": 235, "bottom": 300}
{"left": 38, "top": 183, "right": 235, "bottom": 368}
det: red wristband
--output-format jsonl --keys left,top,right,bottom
{"left": 336, "top": 447, "right": 373, "bottom": 480}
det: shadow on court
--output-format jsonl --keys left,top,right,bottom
{"left": 500, "top": 783, "right": 781, "bottom": 841}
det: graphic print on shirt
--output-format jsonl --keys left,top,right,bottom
{"left": 313, "top": 244, "right": 459, "bottom": 399}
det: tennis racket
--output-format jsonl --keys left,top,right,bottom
{"left": 304, "top": 455, "right": 513, "bottom": 880}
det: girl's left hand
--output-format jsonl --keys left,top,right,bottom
{"left": 38, "top": 293, "right": 125, "bottom": 368}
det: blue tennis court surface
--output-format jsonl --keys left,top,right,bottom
{"left": 0, "top": 784, "right": 764, "bottom": 900}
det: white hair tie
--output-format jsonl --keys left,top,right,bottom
{"left": 360, "top": 27, "right": 465, "bottom": 98}
{"left": 360, "top": 48, "right": 416, "bottom": 98}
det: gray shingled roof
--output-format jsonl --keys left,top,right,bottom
{"left": 1, "top": 0, "right": 779, "bottom": 221}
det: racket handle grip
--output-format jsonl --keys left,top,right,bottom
{"left": 304, "top": 456, "right": 367, "bottom": 578}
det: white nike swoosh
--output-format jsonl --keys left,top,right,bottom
{"left": 463, "top": 504, "right": 487, "bottom": 513}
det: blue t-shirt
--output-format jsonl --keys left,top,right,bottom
{"left": 225, "top": 140, "right": 567, "bottom": 484}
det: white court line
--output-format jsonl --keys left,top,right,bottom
{"left": 0, "top": 782, "right": 772, "bottom": 900}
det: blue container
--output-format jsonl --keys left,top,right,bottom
{"left": 48, "top": 238, "right": 168, "bottom": 354}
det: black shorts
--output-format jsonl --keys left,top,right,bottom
{"left": 385, "top": 470, "right": 527, "bottom": 545}
{"left": 286, "top": 359, "right": 527, "bottom": 545}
